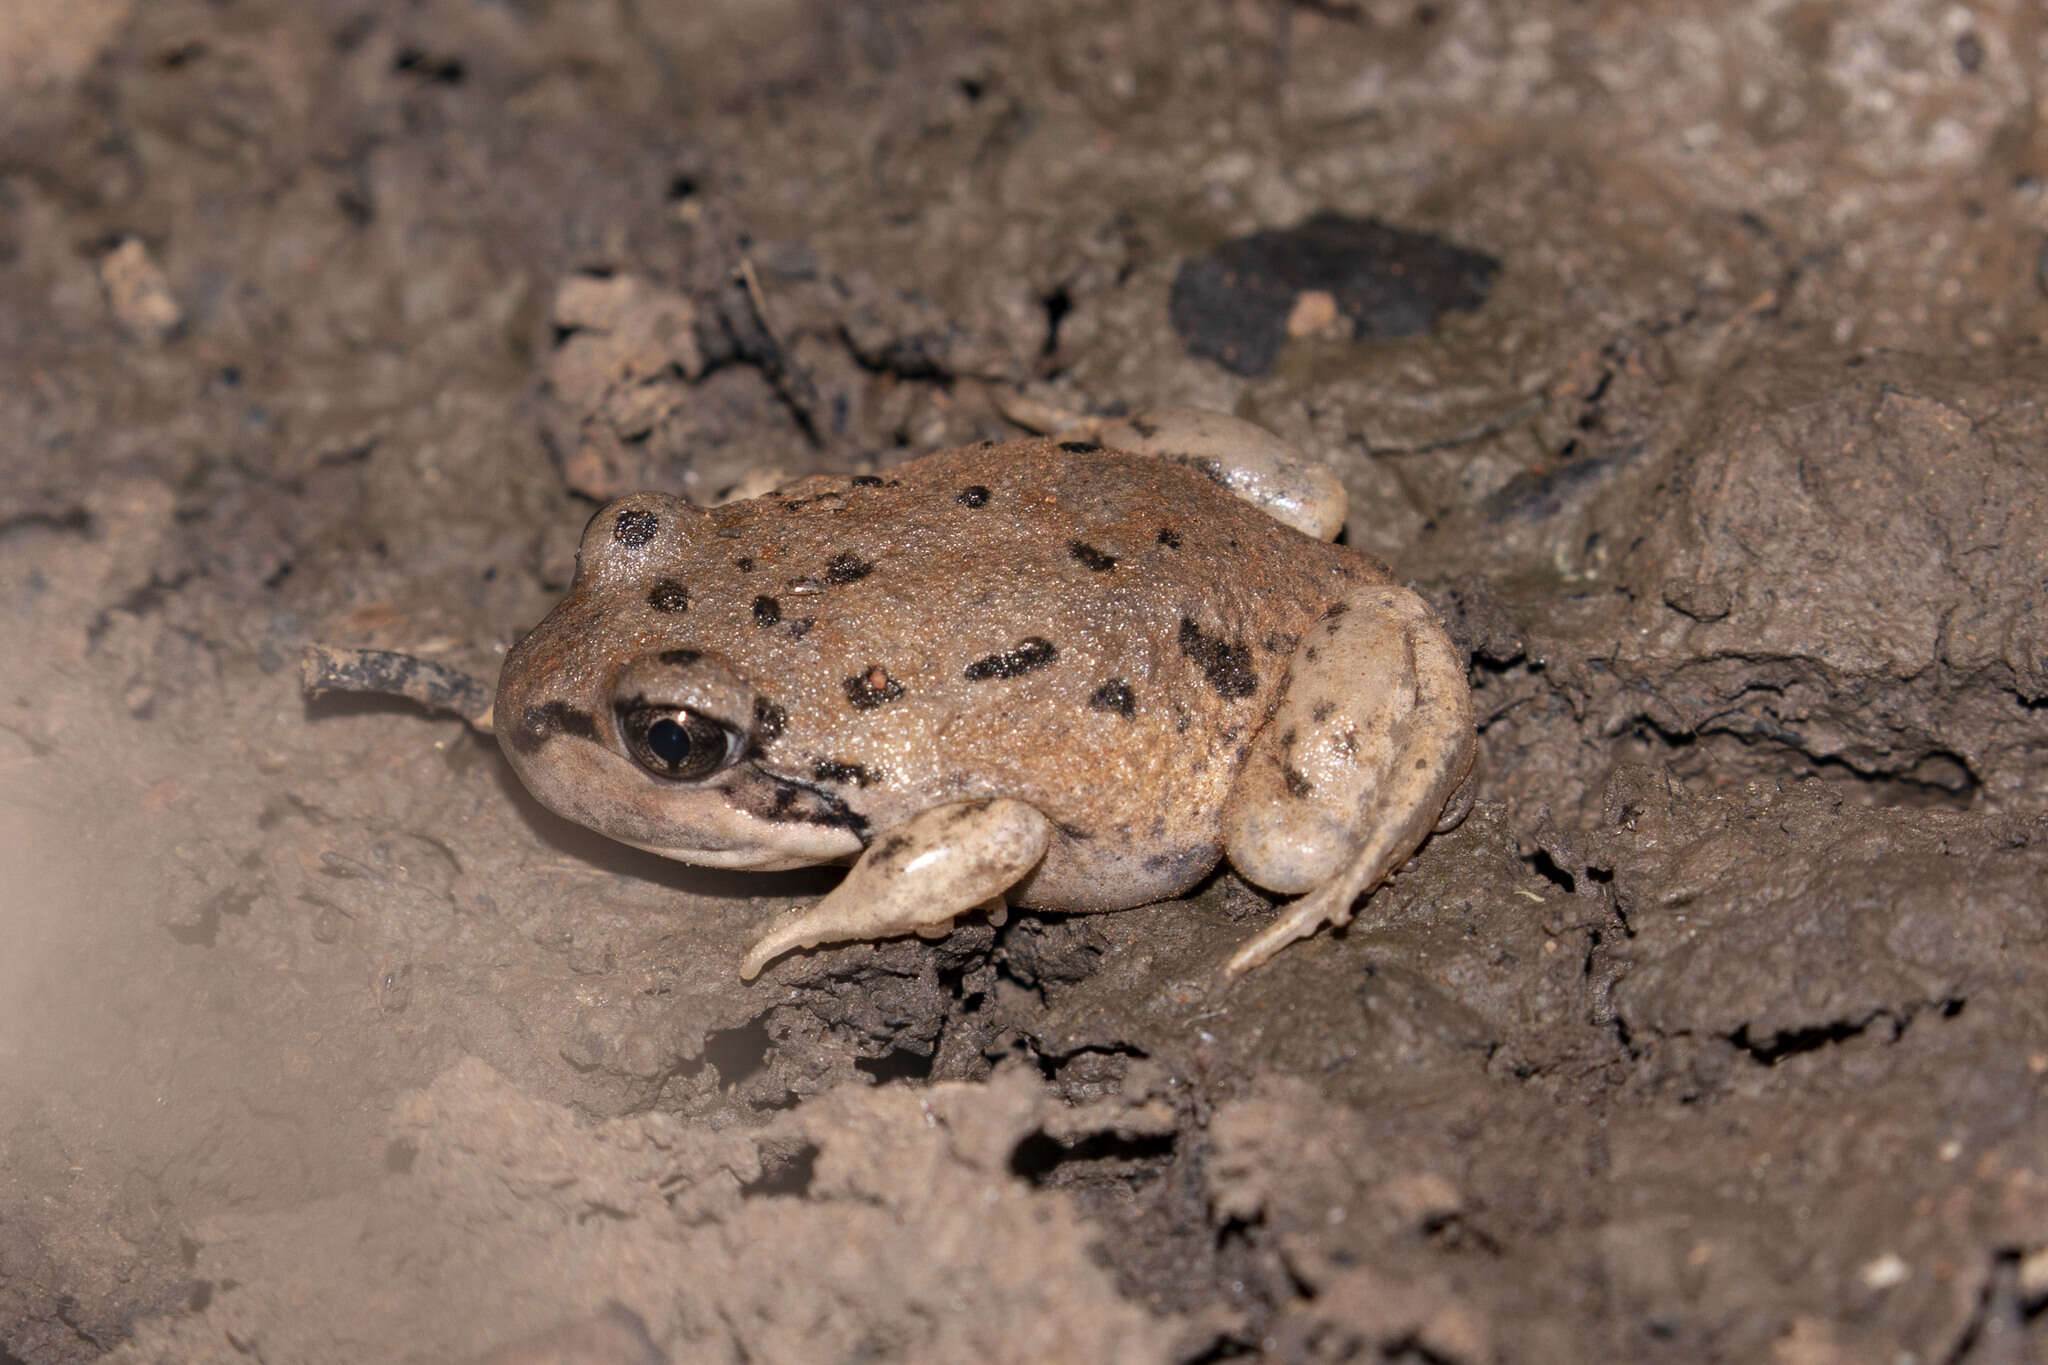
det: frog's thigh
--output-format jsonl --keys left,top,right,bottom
{"left": 1220, "top": 585, "right": 1475, "bottom": 975}
{"left": 738, "top": 799, "right": 1051, "bottom": 979}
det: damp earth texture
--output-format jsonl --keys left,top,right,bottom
{"left": 3, "top": 3, "right": 2048, "bottom": 1363}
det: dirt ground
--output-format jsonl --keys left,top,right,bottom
{"left": 3, "top": 1, "right": 2047, "bottom": 1361}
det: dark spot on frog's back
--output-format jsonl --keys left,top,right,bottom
{"left": 613, "top": 508, "right": 658, "bottom": 546}
{"left": 851, "top": 475, "right": 885, "bottom": 488}
{"left": 657, "top": 648, "right": 700, "bottom": 666}
{"left": 957, "top": 485, "right": 991, "bottom": 507}
{"left": 1088, "top": 680, "right": 1136, "bottom": 717}
{"left": 1068, "top": 541, "right": 1117, "bottom": 572}
{"left": 1178, "top": 617, "right": 1259, "bottom": 699}
{"left": 1283, "top": 766, "right": 1314, "bottom": 799}
{"left": 844, "top": 667, "right": 905, "bottom": 709}
{"left": 753, "top": 595, "right": 781, "bottom": 627}
{"left": 824, "top": 552, "right": 873, "bottom": 585}
{"left": 1157, "top": 527, "right": 1181, "bottom": 549}
{"left": 647, "top": 579, "right": 689, "bottom": 613}
{"left": 734, "top": 555, "right": 754, "bottom": 573}
{"left": 508, "top": 701, "right": 598, "bottom": 754}
{"left": 752, "top": 697, "right": 787, "bottom": 744}
{"left": 964, "top": 637, "right": 1058, "bottom": 681}
{"left": 1059, "top": 440, "right": 1101, "bottom": 454}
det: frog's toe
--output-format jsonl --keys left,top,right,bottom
{"left": 1223, "top": 879, "right": 1355, "bottom": 976}
{"left": 1435, "top": 763, "right": 1479, "bottom": 835}
{"left": 738, "top": 799, "right": 1049, "bottom": 979}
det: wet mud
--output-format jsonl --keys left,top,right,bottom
{"left": 3, "top": 2, "right": 2046, "bottom": 1362}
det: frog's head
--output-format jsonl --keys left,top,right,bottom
{"left": 495, "top": 492, "right": 866, "bottom": 870}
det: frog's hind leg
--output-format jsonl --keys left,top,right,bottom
{"left": 738, "top": 799, "right": 1050, "bottom": 979}
{"left": 996, "top": 395, "right": 1348, "bottom": 542}
{"left": 1219, "top": 585, "right": 1475, "bottom": 976}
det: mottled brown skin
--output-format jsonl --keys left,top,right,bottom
{"left": 498, "top": 438, "right": 1387, "bottom": 910}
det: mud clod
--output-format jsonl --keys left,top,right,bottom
{"left": 1168, "top": 213, "right": 1499, "bottom": 376}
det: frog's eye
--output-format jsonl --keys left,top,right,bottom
{"left": 616, "top": 705, "right": 740, "bottom": 782}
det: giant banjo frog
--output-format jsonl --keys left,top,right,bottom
{"left": 496, "top": 409, "right": 1475, "bottom": 979}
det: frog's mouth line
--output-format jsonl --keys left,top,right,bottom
{"left": 725, "top": 767, "right": 871, "bottom": 842}
{"left": 605, "top": 770, "right": 868, "bottom": 868}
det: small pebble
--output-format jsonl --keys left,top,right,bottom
{"left": 99, "top": 238, "right": 182, "bottom": 343}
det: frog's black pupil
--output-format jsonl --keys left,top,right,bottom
{"left": 646, "top": 717, "right": 693, "bottom": 767}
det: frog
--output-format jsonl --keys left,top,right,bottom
{"left": 495, "top": 408, "right": 1476, "bottom": 980}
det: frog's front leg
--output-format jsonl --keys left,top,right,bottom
{"left": 1220, "top": 585, "right": 1475, "bottom": 975}
{"left": 738, "top": 799, "right": 1051, "bottom": 979}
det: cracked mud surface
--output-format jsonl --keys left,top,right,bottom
{"left": 4, "top": 2, "right": 2048, "bottom": 1362}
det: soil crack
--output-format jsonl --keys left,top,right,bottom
{"left": 1727, "top": 997, "right": 1965, "bottom": 1065}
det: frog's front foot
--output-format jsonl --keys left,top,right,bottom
{"left": 739, "top": 799, "right": 1050, "bottom": 979}
{"left": 1219, "top": 585, "right": 1475, "bottom": 976}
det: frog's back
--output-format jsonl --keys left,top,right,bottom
{"left": 678, "top": 438, "right": 1381, "bottom": 905}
